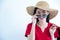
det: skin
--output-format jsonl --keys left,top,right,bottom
{"left": 34, "top": 8, "right": 49, "bottom": 32}
{"left": 27, "top": 8, "right": 57, "bottom": 40}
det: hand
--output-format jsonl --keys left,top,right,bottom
{"left": 49, "top": 24, "right": 57, "bottom": 35}
{"left": 32, "top": 14, "right": 37, "bottom": 24}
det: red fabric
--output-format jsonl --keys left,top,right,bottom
{"left": 57, "top": 27, "right": 60, "bottom": 37}
{"left": 25, "top": 22, "right": 59, "bottom": 40}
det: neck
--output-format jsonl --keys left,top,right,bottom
{"left": 38, "top": 21, "right": 47, "bottom": 26}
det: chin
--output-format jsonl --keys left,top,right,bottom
{"left": 39, "top": 19, "right": 46, "bottom": 22}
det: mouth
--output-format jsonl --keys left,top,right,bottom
{"left": 39, "top": 18, "right": 43, "bottom": 20}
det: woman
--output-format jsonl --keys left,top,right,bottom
{"left": 25, "top": 1, "right": 60, "bottom": 40}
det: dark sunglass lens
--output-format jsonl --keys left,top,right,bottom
{"left": 36, "top": 15, "right": 41, "bottom": 18}
{"left": 43, "top": 14, "right": 47, "bottom": 18}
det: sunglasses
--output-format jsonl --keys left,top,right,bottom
{"left": 36, "top": 14, "right": 47, "bottom": 18}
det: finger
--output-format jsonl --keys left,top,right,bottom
{"left": 50, "top": 24, "right": 57, "bottom": 29}
{"left": 54, "top": 27, "right": 57, "bottom": 29}
{"left": 52, "top": 24, "right": 55, "bottom": 27}
{"left": 52, "top": 24, "right": 57, "bottom": 27}
{"left": 50, "top": 26, "right": 53, "bottom": 29}
{"left": 33, "top": 15, "right": 37, "bottom": 19}
{"left": 50, "top": 26, "right": 56, "bottom": 31}
{"left": 51, "top": 26, "right": 56, "bottom": 30}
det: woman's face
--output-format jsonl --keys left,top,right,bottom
{"left": 35, "top": 8, "right": 49, "bottom": 22}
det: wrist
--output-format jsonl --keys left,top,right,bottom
{"left": 51, "top": 34, "right": 55, "bottom": 40}
{"left": 50, "top": 32, "right": 54, "bottom": 36}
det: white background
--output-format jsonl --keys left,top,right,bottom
{"left": 0, "top": 0, "right": 60, "bottom": 40}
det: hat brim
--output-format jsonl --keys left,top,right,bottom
{"left": 26, "top": 6, "right": 58, "bottom": 19}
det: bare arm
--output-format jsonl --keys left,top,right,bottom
{"left": 51, "top": 34, "right": 57, "bottom": 40}
{"left": 27, "top": 23, "right": 35, "bottom": 40}
{"left": 27, "top": 15, "right": 37, "bottom": 40}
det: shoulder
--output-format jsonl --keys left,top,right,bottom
{"left": 49, "top": 22, "right": 58, "bottom": 27}
{"left": 27, "top": 23, "right": 32, "bottom": 26}
{"left": 48, "top": 22, "right": 59, "bottom": 29}
{"left": 49, "top": 22, "right": 60, "bottom": 30}
{"left": 26, "top": 23, "right": 32, "bottom": 28}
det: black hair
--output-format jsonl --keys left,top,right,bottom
{"left": 33, "top": 7, "right": 49, "bottom": 23}
{"left": 46, "top": 14, "right": 49, "bottom": 23}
